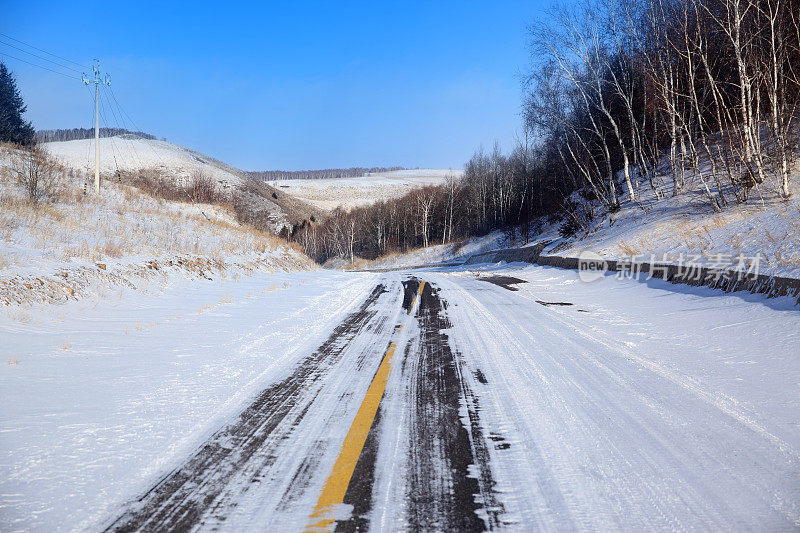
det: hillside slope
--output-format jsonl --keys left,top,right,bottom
{"left": 43, "top": 137, "right": 323, "bottom": 233}
{"left": 539, "top": 183, "right": 800, "bottom": 279}
{"left": 0, "top": 143, "right": 313, "bottom": 307}
{"left": 363, "top": 157, "right": 800, "bottom": 281}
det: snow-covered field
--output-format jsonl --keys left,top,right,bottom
{"left": 271, "top": 169, "right": 461, "bottom": 211}
{"left": 2, "top": 262, "right": 798, "bottom": 530}
{"left": 0, "top": 268, "right": 375, "bottom": 530}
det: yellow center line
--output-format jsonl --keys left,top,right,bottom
{"left": 305, "top": 281, "right": 425, "bottom": 532}
{"left": 407, "top": 280, "right": 424, "bottom": 314}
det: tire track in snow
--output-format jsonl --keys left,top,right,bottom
{"left": 429, "top": 271, "right": 800, "bottom": 529}
{"left": 309, "top": 278, "right": 504, "bottom": 531}
{"left": 104, "top": 284, "right": 388, "bottom": 533}
{"left": 331, "top": 279, "right": 424, "bottom": 532}
{"left": 403, "top": 280, "right": 504, "bottom": 531}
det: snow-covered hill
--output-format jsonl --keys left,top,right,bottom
{"left": 0, "top": 143, "right": 313, "bottom": 307}
{"left": 43, "top": 136, "right": 322, "bottom": 234}
{"left": 44, "top": 137, "right": 246, "bottom": 190}
{"left": 272, "top": 168, "right": 461, "bottom": 211}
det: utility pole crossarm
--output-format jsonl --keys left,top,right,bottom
{"left": 82, "top": 60, "right": 111, "bottom": 194}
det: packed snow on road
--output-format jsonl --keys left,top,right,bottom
{"left": 2, "top": 262, "right": 798, "bottom": 531}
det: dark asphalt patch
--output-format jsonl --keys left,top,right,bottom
{"left": 104, "top": 284, "right": 388, "bottom": 533}
{"left": 402, "top": 277, "right": 421, "bottom": 312}
{"left": 478, "top": 275, "right": 528, "bottom": 291}
{"left": 474, "top": 369, "right": 489, "bottom": 384}
{"left": 406, "top": 282, "right": 504, "bottom": 531}
{"left": 336, "top": 278, "right": 421, "bottom": 531}
{"left": 488, "top": 433, "right": 510, "bottom": 450}
{"left": 536, "top": 300, "right": 573, "bottom": 307}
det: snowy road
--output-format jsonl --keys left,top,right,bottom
{"left": 2, "top": 265, "right": 799, "bottom": 531}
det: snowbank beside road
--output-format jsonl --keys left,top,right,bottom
{"left": 541, "top": 192, "right": 800, "bottom": 280}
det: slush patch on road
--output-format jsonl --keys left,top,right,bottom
{"left": 478, "top": 275, "right": 527, "bottom": 291}
{"left": 488, "top": 433, "right": 511, "bottom": 450}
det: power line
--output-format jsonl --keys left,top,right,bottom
{"left": 84, "top": 85, "right": 94, "bottom": 173}
{"left": 0, "top": 38, "right": 84, "bottom": 74}
{"left": 107, "top": 86, "right": 211, "bottom": 220}
{"left": 108, "top": 85, "right": 164, "bottom": 166}
{"left": 0, "top": 51, "right": 81, "bottom": 80}
{"left": 108, "top": 86, "right": 148, "bottom": 136}
{"left": 101, "top": 83, "right": 143, "bottom": 170}
{"left": 0, "top": 31, "right": 89, "bottom": 69}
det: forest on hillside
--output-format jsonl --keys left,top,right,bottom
{"left": 293, "top": 0, "right": 800, "bottom": 263}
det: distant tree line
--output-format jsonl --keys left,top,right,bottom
{"left": 248, "top": 166, "right": 407, "bottom": 181}
{"left": 35, "top": 128, "right": 158, "bottom": 143}
{"left": 292, "top": 143, "right": 545, "bottom": 263}
{"left": 295, "top": 0, "right": 800, "bottom": 263}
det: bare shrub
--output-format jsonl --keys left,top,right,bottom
{"left": 125, "top": 167, "right": 225, "bottom": 207}
{"left": 95, "top": 240, "right": 124, "bottom": 258}
{"left": 126, "top": 168, "right": 183, "bottom": 202}
{"left": 558, "top": 198, "right": 594, "bottom": 238}
{"left": 188, "top": 170, "right": 219, "bottom": 204}
{"left": 12, "top": 148, "right": 63, "bottom": 202}
{"left": 230, "top": 193, "right": 273, "bottom": 231}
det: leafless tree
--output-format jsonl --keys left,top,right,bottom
{"left": 13, "top": 147, "right": 63, "bottom": 202}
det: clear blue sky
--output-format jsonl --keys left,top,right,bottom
{"left": 2, "top": 1, "right": 547, "bottom": 170}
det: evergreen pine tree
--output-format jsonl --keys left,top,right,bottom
{"left": 0, "top": 62, "right": 35, "bottom": 145}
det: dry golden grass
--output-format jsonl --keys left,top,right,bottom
{"left": 344, "top": 257, "right": 370, "bottom": 270}
{"left": 0, "top": 147, "right": 310, "bottom": 272}
{"left": 96, "top": 240, "right": 124, "bottom": 258}
{"left": 617, "top": 241, "right": 639, "bottom": 256}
